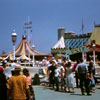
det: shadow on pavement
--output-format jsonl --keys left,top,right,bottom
{"left": 70, "top": 93, "right": 93, "bottom": 96}
{"left": 70, "top": 93, "right": 86, "bottom": 96}
{"left": 43, "top": 87, "right": 54, "bottom": 90}
{"left": 96, "top": 87, "right": 100, "bottom": 89}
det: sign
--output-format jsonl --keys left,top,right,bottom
{"left": 51, "top": 47, "right": 90, "bottom": 55}
{"left": 66, "top": 50, "right": 72, "bottom": 55}
{"left": 71, "top": 47, "right": 89, "bottom": 54}
{"left": 57, "top": 54, "right": 63, "bottom": 57}
{"left": 84, "top": 47, "right": 89, "bottom": 52}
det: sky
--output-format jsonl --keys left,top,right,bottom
{"left": 0, "top": 0, "right": 100, "bottom": 54}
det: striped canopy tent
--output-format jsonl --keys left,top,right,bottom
{"left": 17, "top": 55, "right": 31, "bottom": 61}
{"left": 1, "top": 35, "right": 51, "bottom": 60}
{"left": 0, "top": 56, "right": 3, "bottom": 60}
{"left": 14, "top": 35, "right": 48, "bottom": 57}
{"left": 3, "top": 54, "right": 14, "bottom": 61}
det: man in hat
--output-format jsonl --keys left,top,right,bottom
{"left": 48, "top": 60, "right": 56, "bottom": 88}
{"left": 7, "top": 65, "right": 31, "bottom": 100}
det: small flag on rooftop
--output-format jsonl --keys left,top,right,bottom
{"left": 82, "top": 20, "right": 84, "bottom": 31}
{"left": 80, "top": 20, "right": 84, "bottom": 33}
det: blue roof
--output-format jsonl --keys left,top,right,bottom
{"left": 65, "top": 38, "right": 89, "bottom": 48}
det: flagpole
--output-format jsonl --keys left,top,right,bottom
{"left": 28, "top": 16, "right": 31, "bottom": 66}
{"left": 24, "top": 16, "right": 32, "bottom": 66}
{"left": 82, "top": 20, "right": 85, "bottom": 62}
{"left": 68, "top": 40, "right": 70, "bottom": 60}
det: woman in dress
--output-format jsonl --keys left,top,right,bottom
{"left": 65, "top": 62, "right": 75, "bottom": 93}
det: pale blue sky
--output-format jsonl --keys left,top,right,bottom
{"left": 0, "top": 0, "right": 100, "bottom": 54}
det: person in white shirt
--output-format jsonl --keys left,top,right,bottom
{"left": 7, "top": 60, "right": 17, "bottom": 77}
{"left": 10, "top": 60, "right": 17, "bottom": 70}
{"left": 54, "top": 64, "right": 60, "bottom": 91}
{"left": 59, "top": 62, "right": 65, "bottom": 91}
{"left": 75, "top": 59, "right": 91, "bottom": 95}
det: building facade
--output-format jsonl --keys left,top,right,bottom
{"left": 51, "top": 25, "right": 100, "bottom": 62}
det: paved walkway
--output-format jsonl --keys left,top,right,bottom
{"left": 33, "top": 85, "right": 100, "bottom": 100}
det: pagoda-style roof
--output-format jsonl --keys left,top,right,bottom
{"left": 88, "top": 25, "right": 100, "bottom": 45}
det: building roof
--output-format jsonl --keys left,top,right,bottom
{"left": 51, "top": 26, "right": 100, "bottom": 57}
{"left": 65, "top": 37, "right": 90, "bottom": 48}
{"left": 88, "top": 25, "right": 100, "bottom": 45}
{"left": 52, "top": 36, "right": 65, "bottom": 49}
{"left": 16, "top": 36, "right": 48, "bottom": 56}
{"left": 53, "top": 33, "right": 91, "bottom": 49}
{"left": 1, "top": 35, "right": 48, "bottom": 57}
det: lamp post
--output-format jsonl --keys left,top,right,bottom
{"left": 92, "top": 43, "right": 96, "bottom": 65}
{"left": 67, "top": 40, "right": 70, "bottom": 60}
{"left": 82, "top": 45, "right": 85, "bottom": 62}
{"left": 11, "top": 30, "right": 17, "bottom": 60}
{"left": 32, "top": 44, "right": 35, "bottom": 66}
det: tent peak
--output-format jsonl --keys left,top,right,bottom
{"left": 22, "top": 35, "right": 27, "bottom": 40}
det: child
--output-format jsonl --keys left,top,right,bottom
{"left": 54, "top": 64, "right": 60, "bottom": 91}
{"left": 23, "top": 68, "right": 35, "bottom": 100}
{"left": 59, "top": 62, "right": 65, "bottom": 91}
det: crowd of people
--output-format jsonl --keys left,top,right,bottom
{"left": 0, "top": 57, "right": 97, "bottom": 100}
{"left": 0, "top": 60, "right": 35, "bottom": 100}
{"left": 47, "top": 58, "right": 96, "bottom": 96}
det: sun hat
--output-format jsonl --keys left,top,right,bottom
{"left": 14, "top": 65, "right": 21, "bottom": 71}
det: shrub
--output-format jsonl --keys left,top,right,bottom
{"left": 33, "top": 74, "right": 40, "bottom": 85}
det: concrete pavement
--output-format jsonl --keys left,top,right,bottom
{"left": 33, "top": 85, "right": 100, "bottom": 100}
